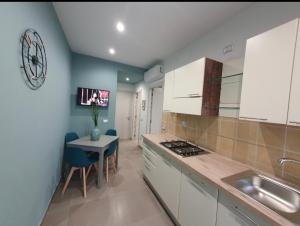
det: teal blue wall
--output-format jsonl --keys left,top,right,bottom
{"left": 0, "top": 3, "right": 71, "bottom": 226}
{"left": 70, "top": 53, "right": 145, "bottom": 136}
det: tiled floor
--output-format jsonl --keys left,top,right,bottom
{"left": 41, "top": 140, "right": 174, "bottom": 226}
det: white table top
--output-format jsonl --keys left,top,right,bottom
{"left": 67, "top": 135, "right": 119, "bottom": 148}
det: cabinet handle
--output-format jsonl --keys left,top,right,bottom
{"left": 234, "top": 206, "right": 258, "bottom": 226}
{"left": 188, "top": 93, "right": 201, "bottom": 97}
{"left": 289, "top": 121, "right": 300, "bottom": 124}
{"left": 240, "top": 116, "right": 268, "bottom": 121}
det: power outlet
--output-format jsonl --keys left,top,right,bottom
{"left": 181, "top": 120, "right": 187, "bottom": 128}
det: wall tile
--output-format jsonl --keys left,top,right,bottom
{"left": 216, "top": 136, "right": 234, "bottom": 158}
{"left": 233, "top": 141, "right": 256, "bottom": 166}
{"left": 255, "top": 145, "right": 283, "bottom": 176}
{"left": 206, "top": 133, "right": 218, "bottom": 151}
{"left": 164, "top": 113, "right": 300, "bottom": 185}
{"left": 219, "top": 117, "right": 237, "bottom": 139}
{"left": 286, "top": 126, "right": 300, "bottom": 153}
{"left": 257, "top": 123, "right": 285, "bottom": 149}
{"left": 237, "top": 120, "right": 258, "bottom": 143}
{"left": 284, "top": 152, "right": 300, "bottom": 178}
{"left": 206, "top": 117, "right": 220, "bottom": 135}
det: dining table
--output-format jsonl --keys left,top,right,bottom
{"left": 67, "top": 135, "right": 119, "bottom": 188}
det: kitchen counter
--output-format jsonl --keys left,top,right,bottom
{"left": 143, "top": 133, "right": 296, "bottom": 226}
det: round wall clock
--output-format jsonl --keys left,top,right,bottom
{"left": 20, "top": 28, "right": 47, "bottom": 90}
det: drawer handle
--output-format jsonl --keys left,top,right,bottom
{"left": 234, "top": 206, "right": 258, "bottom": 226}
{"left": 289, "top": 121, "right": 300, "bottom": 124}
{"left": 144, "top": 153, "right": 154, "bottom": 164}
{"left": 240, "top": 116, "right": 267, "bottom": 121}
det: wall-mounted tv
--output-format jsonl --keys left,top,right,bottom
{"left": 77, "top": 87, "right": 110, "bottom": 107}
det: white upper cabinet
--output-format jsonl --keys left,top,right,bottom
{"left": 239, "top": 19, "right": 298, "bottom": 124}
{"left": 163, "top": 71, "right": 174, "bottom": 111}
{"left": 173, "top": 58, "right": 205, "bottom": 98}
{"left": 288, "top": 22, "right": 300, "bottom": 126}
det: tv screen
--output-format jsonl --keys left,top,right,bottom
{"left": 77, "top": 87, "right": 109, "bottom": 107}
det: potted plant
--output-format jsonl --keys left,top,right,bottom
{"left": 90, "top": 94, "right": 101, "bottom": 141}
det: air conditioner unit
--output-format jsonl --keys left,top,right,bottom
{"left": 144, "top": 65, "right": 164, "bottom": 83}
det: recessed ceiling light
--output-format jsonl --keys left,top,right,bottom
{"left": 126, "top": 77, "right": 130, "bottom": 81}
{"left": 116, "top": 21, "right": 125, "bottom": 33}
{"left": 109, "top": 48, "right": 115, "bottom": 55}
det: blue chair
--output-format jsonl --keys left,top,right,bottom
{"left": 104, "top": 129, "right": 117, "bottom": 182}
{"left": 62, "top": 132, "right": 99, "bottom": 198}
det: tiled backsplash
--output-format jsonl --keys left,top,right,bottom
{"left": 162, "top": 112, "right": 300, "bottom": 185}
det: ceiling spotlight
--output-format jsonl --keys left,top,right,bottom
{"left": 109, "top": 48, "right": 115, "bottom": 55}
{"left": 126, "top": 77, "right": 130, "bottom": 81}
{"left": 116, "top": 21, "right": 125, "bottom": 33}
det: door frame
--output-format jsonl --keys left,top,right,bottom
{"left": 132, "top": 90, "right": 142, "bottom": 143}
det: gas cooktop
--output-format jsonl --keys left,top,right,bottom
{"left": 160, "top": 140, "right": 207, "bottom": 157}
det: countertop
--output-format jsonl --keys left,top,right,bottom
{"left": 142, "top": 133, "right": 297, "bottom": 226}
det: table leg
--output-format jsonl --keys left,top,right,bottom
{"left": 97, "top": 151, "right": 104, "bottom": 188}
{"left": 116, "top": 140, "right": 119, "bottom": 169}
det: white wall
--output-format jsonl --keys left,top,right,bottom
{"left": 135, "top": 81, "right": 148, "bottom": 143}
{"left": 117, "top": 82, "right": 135, "bottom": 93}
{"left": 163, "top": 2, "right": 300, "bottom": 72}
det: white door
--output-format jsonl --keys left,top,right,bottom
{"left": 115, "top": 91, "right": 133, "bottom": 139}
{"left": 239, "top": 19, "right": 298, "bottom": 124}
{"left": 149, "top": 88, "right": 164, "bottom": 134}
{"left": 288, "top": 21, "right": 300, "bottom": 126}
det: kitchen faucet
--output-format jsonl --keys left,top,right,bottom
{"left": 278, "top": 158, "right": 300, "bottom": 166}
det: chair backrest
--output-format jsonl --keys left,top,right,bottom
{"left": 105, "top": 129, "right": 117, "bottom": 156}
{"left": 64, "top": 132, "right": 90, "bottom": 167}
{"left": 105, "top": 129, "right": 117, "bottom": 136}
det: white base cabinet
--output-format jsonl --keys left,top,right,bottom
{"left": 216, "top": 192, "right": 269, "bottom": 226}
{"left": 143, "top": 140, "right": 269, "bottom": 226}
{"left": 143, "top": 142, "right": 181, "bottom": 218}
{"left": 178, "top": 172, "right": 218, "bottom": 226}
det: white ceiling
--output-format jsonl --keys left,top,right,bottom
{"left": 53, "top": 2, "right": 252, "bottom": 69}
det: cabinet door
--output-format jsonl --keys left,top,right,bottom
{"left": 156, "top": 155, "right": 181, "bottom": 218}
{"left": 288, "top": 21, "right": 300, "bottom": 126}
{"left": 178, "top": 172, "right": 218, "bottom": 226}
{"left": 163, "top": 71, "right": 174, "bottom": 112}
{"left": 173, "top": 58, "right": 205, "bottom": 98}
{"left": 239, "top": 19, "right": 298, "bottom": 124}
{"left": 216, "top": 192, "right": 269, "bottom": 226}
{"left": 172, "top": 97, "right": 202, "bottom": 115}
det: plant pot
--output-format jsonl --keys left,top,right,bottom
{"left": 90, "top": 127, "right": 100, "bottom": 141}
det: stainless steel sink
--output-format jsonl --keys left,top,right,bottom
{"left": 222, "top": 170, "right": 300, "bottom": 224}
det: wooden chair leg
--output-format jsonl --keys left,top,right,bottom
{"left": 106, "top": 157, "right": 109, "bottom": 183}
{"left": 82, "top": 167, "right": 87, "bottom": 198}
{"left": 80, "top": 168, "right": 82, "bottom": 179}
{"left": 113, "top": 155, "right": 117, "bottom": 173}
{"left": 86, "top": 165, "right": 92, "bottom": 179}
{"left": 62, "top": 167, "right": 75, "bottom": 195}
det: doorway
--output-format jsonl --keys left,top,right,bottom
{"left": 149, "top": 87, "right": 164, "bottom": 134}
{"left": 115, "top": 91, "right": 134, "bottom": 140}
